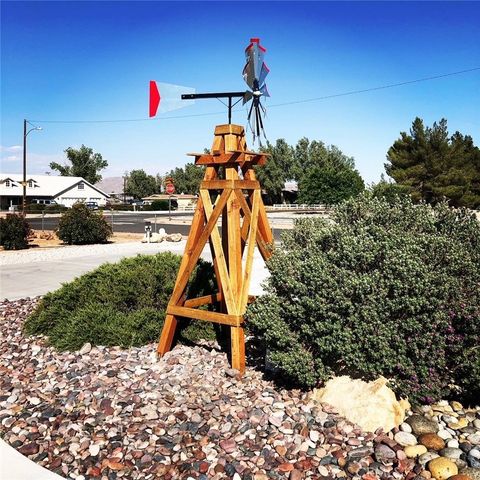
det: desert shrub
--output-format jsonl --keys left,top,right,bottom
{"left": 0, "top": 214, "right": 32, "bottom": 250}
{"left": 247, "top": 194, "right": 480, "bottom": 404}
{"left": 109, "top": 204, "right": 134, "bottom": 211}
{"left": 24, "top": 252, "right": 217, "bottom": 350}
{"left": 25, "top": 203, "right": 44, "bottom": 213}
{"left": 57, "top": 203, "right": 112, "bottom": 244}
{"left": 45, "top": 204, "right": 68, "bottom": 213}
{"left": 27, "top": 204, "right": 68, "bottom": 214}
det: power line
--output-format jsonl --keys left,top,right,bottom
{"left": 268, "top": 67, "right": 480, "bottom": 108}
{"left": 30, "top": 66, "right": 480, "bottom": 125}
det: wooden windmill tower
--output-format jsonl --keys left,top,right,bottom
{"left": 152, "top": 39, "right": 273, "bottom": 374}
{"left": 157, "top": 124, "right": 273, "bottom": 373}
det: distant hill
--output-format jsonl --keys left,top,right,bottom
{"left": 95, "top": 176, "right": 124, "bottom": 194}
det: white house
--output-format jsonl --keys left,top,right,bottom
{"left": 0, "top": 173, "right": 110, "bottom": 209}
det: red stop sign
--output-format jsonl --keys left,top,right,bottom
{"left": 165, "top": 183, "right": 175, "bottom": 195}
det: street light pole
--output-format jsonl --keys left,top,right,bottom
{"left": 23, "top": 119, "right": 27, "bottom": 215}
{"left": 22, "top": 119, "right": 42, "bottom": 215}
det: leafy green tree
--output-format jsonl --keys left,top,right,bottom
{"left": 255, "top": 139, "right": 293, "bottom": 204}
{"left": 254, "top": 137, "right": 361, "bottom": 204}
{"left": 50, "top": 145, "right": 108, "bottom": 184}
{"left": 167, "top": 163, "right": 205, "bottom": 195}
{"left": 298, "top": 165, "right": 365, "bottom": 205}
{"left": 370, "top": 174, "right": 410, "bottom": 203}
{"left": 125, "top": 169, "right": 156, "bottom": 199}
{"left": 292, "top": 138, "right": 354, "bottom": 183}
{"left": 385, "top": 117, "right": 480, "bottom": 208}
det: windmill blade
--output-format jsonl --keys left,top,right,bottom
{"left": 258, "top": 62, "right": 270, "bottom": 88}
{"left": 242, "top": 91, "right": 253, "bottom": 105}
{"left": 259, "top": 84, "right": 270, "bottom": 98}
{"left": 244, "top": 38, "right": 267, "bottom": 90}
{"left": 149, "top": 81, "right": 195, "bottom": 117}
{"left": 242, "top": 61, "right": 255, "bottom": 90}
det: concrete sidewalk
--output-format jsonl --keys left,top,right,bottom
{"left": 1, "top": 242, "right": 185, "bottom": 300}
{"left": 0, "top": 439, "right": 63, "bottom": 480}
{"left": 1, "top": 241, "right": 268, "bottom": 300}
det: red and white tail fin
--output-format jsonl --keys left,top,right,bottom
{"left": 149, "top": 81, "right": 194, "bottom": 117}
{"left": 149, "top": 81, "right": 161, "bottom": 117}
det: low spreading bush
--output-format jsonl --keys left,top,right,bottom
{"left": 0, "top": 214, "right": 32, "bottom": 250}
{"left": 24, "top": 252, "right": 217, "bottom": 350}
{"left": 247, "top": 194, "right": 480, "bottom": 404}
{"left": 27, "top": 204, "right": 68, "bottom": 214}
{"left": 109, "top": 203, "right": 134, "bottom": 211}
{"left": 57, "top": 203, "right": 112, "bottom": 244}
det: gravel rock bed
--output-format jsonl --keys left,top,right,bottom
{"left": 1, "top": 298, "right": 478, "bottom": 480}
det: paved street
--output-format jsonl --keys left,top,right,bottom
{"left": 25, "top": 211, "right": 302, "bottom": 240}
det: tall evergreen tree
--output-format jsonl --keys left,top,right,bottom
{"left": 385, "top": 118, "right": 480, "bottom": 207}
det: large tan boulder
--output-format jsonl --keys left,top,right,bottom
{"left": 310, "top": 376, "right": 410, "bottom": 433}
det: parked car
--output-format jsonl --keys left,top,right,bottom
{"left": 85, "top": 201, "right": 99, "bottom": 210}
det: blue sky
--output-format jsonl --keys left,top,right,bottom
{"left": 1, "top": 1, "right": 479, "bottom": 183}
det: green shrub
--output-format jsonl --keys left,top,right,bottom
{"left": 0, "top": 214, "right": 32, "bottom": 250}
{"left": 45, "top": 204, "right": 68, "bottom": 214}
{"left": 109, "top": 203, "right": 134, "bottom": 211}
{"left": 24, "top": 252, "right": 217, "bottom": 350}
{"left": 26, "top": 204, "right": 68, "bottom": 214}
{"left": 247, "top": 194, "right": 480, "bottom": 404}
{"left": 57, "top": 203, "right": 112, "bottom": 244}
{"left": 146, "top": 200, "right": 169, "bottom": 211}
{"left": 25, "top": 203, "right": 45, "bottom": 213}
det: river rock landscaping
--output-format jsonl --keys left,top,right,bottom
{"left": 1, "top": 297, "right": 479, "bottom": 480}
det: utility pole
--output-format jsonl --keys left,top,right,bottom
{"left": 22, "top": 119, "right": 27, "bottom": 215}
{"left": 22, "top": 119, "right": 42, "bottom": 215}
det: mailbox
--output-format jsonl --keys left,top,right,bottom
{"left": 144, "top": 221, "right": 152, "bottom": 243}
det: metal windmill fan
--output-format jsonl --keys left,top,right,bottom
{"left": 149, "top": 38, "right": 270, "bottom": 142}
{"left": 242, "top": 38, "right": 270, "bottom": 141}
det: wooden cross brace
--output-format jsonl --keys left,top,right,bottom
{"left": 157, "top": 124, "right": 274, "bottom": 374}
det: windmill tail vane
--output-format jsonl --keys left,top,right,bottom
{"left": 149, "top": 37, "right": 270, "bottom": 143}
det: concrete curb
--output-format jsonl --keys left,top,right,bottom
{"left": 0, "top": 439, "right": 64, "bottom": 480}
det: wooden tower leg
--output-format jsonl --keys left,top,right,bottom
{"left": 157, "top": 314, "right": 177, "bottom": 356}
{"left": 231, "top": 326, "right": 245, "bottom": 373}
